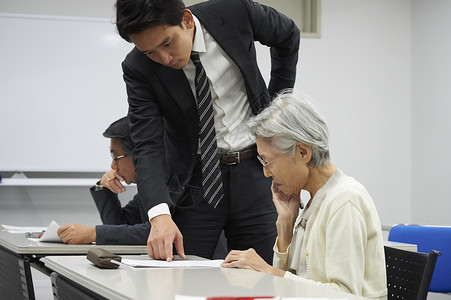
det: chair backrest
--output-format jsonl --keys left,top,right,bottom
{"left": 388, "top": 224, "right": 451, "bottom": 292}
{"left": 385, "top": 246, "right": 440, "bottom": 300}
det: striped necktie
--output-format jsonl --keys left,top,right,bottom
{"left": 190, "top": 51, "right": 224, "bottom": 208}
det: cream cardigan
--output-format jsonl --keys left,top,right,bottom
{"left": 273, "top": 169, "right": 387, "bottom": 299}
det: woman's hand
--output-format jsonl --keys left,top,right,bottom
{"left": 221, "top": 248, "right": 285, "bottom": 277}
{"left": 271, "top": 182, "right": 302, "bottom": 252}
{"left": 99, "top": 169, "right": 126, "bottom": 193}
{"left": 271, "top": 182, "right": 300, "bottom": 223}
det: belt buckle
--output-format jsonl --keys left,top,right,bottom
{"left": 226, "top": 151, "right": 240, "bottom": 165}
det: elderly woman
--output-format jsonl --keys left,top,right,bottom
{"left": 221, "top": 91, "right": 387, "bottom": 299}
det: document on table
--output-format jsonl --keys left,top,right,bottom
{"left": 2, "top": 220, "right": 62, "bottom": 242}
{"left": 116, "top": 258, "right": 224, "bottom": 268}
{"left": 36, "top": 220, "right": 62, "bottom": 242}
{"left": 1, "top": 224, "right": 47, "bottom": 233}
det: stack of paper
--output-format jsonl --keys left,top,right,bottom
{"left": 1, "top": 224, "right": 47, "bottom": 233}
{"left": 1, "top": 220, "right": 62, "bottom": 242}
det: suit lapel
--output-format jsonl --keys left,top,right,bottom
{"left": 157, "top": 67, "right": 197, "bottom": 117}
{"left": 156, "top": 66, "right": 199, "bottom": 150}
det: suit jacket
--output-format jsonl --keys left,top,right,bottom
{"left": 122, "top": 0, "right": 300, "bottom": 213}
{"left": 90, "top": 187, "right": 150, "bottom": 245}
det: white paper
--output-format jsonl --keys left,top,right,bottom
{"left": 1, "top": 224, "right": 47, "bottom": 233}
{"left": 117, "top": 258, "right": 224, "bottom": 268}
{"left": 37, "top": 220, "right": 62, "bottom": 243}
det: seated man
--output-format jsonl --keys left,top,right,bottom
{"left": 57, "top": 116, "right": 149, "bottom": 245}
{"left": 57, "top": 116, "right": 228, "bottom": 257}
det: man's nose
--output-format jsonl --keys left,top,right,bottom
{"left": 158, "top": 51, "right": 172, "bottom": 66}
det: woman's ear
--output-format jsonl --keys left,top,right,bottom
{"left": 296, "top": 142, "right": 311, "bottom": 163}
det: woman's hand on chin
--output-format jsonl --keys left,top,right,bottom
{"left": 271, "top": 182, "right": 300, "bottom": 222}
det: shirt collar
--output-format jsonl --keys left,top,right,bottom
{"left": 192, "top": 15, "right": 206, "bottom": 54}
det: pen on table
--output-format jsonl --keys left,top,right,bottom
{"left": 25, "top": 231, "right": 45, "bottom": 238}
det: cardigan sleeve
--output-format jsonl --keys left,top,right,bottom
{"left": 272, "top": 237, "right": 291, "bottom": 271}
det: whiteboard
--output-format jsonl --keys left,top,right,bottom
{"left": 0, "top": 14, "right": 134, "bottom": 172}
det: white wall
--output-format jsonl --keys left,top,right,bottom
{"left": 258, "top": 0, "right": 413, "bottom": 226}
{"left": 0, "top": 14, "right": 133, "bottom": 171}
{"left": 412, "top": 0, "right": 451, "bottom": 226}
{"left": 0, "top": 0, "right": 116, "bottom": 18}
{"left": 294, "top": 0, "right": 451, "bottom": 227}
{"left": 299, "top": 1, "right": 413, "bottom": 226}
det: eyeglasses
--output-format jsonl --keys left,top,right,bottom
{"left": 256, "top": 154, "right": 280, "bottom": 169}
{"left": 112, "top": 154, "right": 127, "bottom": 165}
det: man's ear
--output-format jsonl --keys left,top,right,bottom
{"left": 296, "top": 141, "right": 311, "bottom": 163}
{"left": 182, "top": 9, "right": 195, "bottom": 30}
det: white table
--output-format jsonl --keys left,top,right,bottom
{"left": 0, "top": 231, "right": 416, "bottom": 299}
{"left": 384, "top": 240, "right": 417, "bottom": 252}
{"left": 0, "top": 230, "right": 147, "bottom": 256}
{"left": 0, "top": 230, "right": 147, "bottom": 299}
{"left": 44, "top": 255, "right": 370, "bottom": 300}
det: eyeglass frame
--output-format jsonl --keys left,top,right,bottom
{"left": 256, "top": 154, "right": 280, "bottom": 169}
{"left": 111, "top": 153, "right": 127, "bottom": 165}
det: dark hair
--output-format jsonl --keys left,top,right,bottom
{"left": 115, "top": 0, "right": 186, "bottom": 42}
{"left": 103, "top": 116, "right": 134, "bottom": 156}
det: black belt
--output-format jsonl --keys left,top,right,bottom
{"left": 219, "top": 145, "right": 257, "bottom": 165}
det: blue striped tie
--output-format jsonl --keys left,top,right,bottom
{"left": 190, "top": 51, "right": 224, "bottom": 208}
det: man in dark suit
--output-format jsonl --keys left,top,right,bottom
{"left": 115, "top": 0, "right": 300, "bottom": 262}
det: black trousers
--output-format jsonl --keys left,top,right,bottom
{"left": 172, "top": 155, "right": 277, "bottom": 264}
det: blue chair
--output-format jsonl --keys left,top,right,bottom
{"left": 388, "top": 224, "right": 451, "bottom": 293}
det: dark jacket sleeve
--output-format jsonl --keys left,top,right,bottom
{"left": 90, "top": 186, "right": 144, "bottom": 225}
{"left": 95, "top": 223, "right": 150, "bottom": 245}
{"left": 245, "top": 0, "right": 300, "bottom": 97}
{"left": 122, "top": 50, "right": 198, "bottom": 213}
{"left": 90, "top": 187, "right": 151, "bottom": 245}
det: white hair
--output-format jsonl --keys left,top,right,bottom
{"left": 248, "top": 90, "right": 330, "bottom": 168}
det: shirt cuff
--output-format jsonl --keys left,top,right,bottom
{"left": 273, "top": 236, "right": 291, "bottom": 254}
{"left": 147, "top": 203, "right": 171, "bottom": 221}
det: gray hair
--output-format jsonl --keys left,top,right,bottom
{"left": 248, "top": 90, "right": 330, "bottom": 168}
{"left": 103, "top": 116, "right": 134, "bottom": 158}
